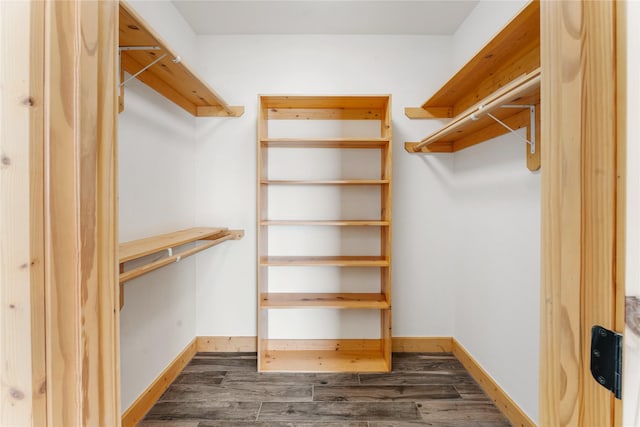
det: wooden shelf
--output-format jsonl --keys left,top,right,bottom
{"left": 404, "top": 0, "right": 540, "bottom": 171}
{"left": 261, "top": 138, "right": 389, "bottom": 148}
{"left": 260, "top": 256, "right": 389, "bottom": 267}
{"left": 261, "top": 179, "right": 389, "bottom": 186}
{"left": 119, "top": 227, "right": 243, "bottom": 285}
{"left": 258, "top": 95, "right": 392, "bottom": 372}
{"left": 260, "top": 293, "right": 390, "bottom": 309}
{"left": 261, "top": 220, "right": 389, "bottom": 226}
{"left": 119, "top": 1, "right": 243, "bottom": 117}
{"left": 260, "top": 339, "right": 389, "bottom": 372}
{"left": 260, "top": 95, "right": 391, "bottom": 120}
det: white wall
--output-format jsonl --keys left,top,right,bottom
{"left": 118, "top": 1, "right": 198, "bottom": 412}
{"left": 451, "top": 0, "right": 539, "bottom": 422}
{"left": 193, "top": 34, "right": 457, "bottom": 338}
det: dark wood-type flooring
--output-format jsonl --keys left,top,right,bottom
{"left": 139, "top": 352, "right": 512, "bottom": 427}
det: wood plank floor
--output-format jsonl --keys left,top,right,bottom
{"left": 139, "top": 352, "right": 512, "bottom": 426}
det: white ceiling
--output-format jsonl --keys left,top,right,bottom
{"left": 172, "top": 0, "right": 479, "bottom": 35}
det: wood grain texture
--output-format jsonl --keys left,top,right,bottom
{"left": 452, "top": 339, "right": 535, "bottom": 427}
{"left": 262, "top": 179, "right": 390, "bottom": 186}
{"left": 420, "top": 0, "right": 539, "bottom": 112}
{"left": 0, "top": 2, "right": 46, "bottom": 425}
{"left": 119, "top": 227, "right": 228, "bottom": 262}
{"left": 45, "top": 2, "right": 120, "bottom": 425}
{"left": 540, "top": 1, "right": 620, "bottom": 426}
{"left": 260, "top": 292, "right": 389, "bottom": 309}
{"left": 260, "top": 256, "right": 389, "bottom": 267}
{"left": 261, "top": 138, "right": 389, "bottom": 148}
{"left": 392, "top": 337, "right": 453, "bottom": 352}
{"left": 122, "top": 339, "right": 197, "bottom": 427}
{"left": 197, "top": 336, "right": 257, "bottom": 352}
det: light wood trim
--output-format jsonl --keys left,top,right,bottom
{"left": 262, "top": 179, "right": 389, "bottom": 186}
{"left": 260, "top": 256, "right": 389, "bottom": 267}
{"left": 261, "top": 138, "right": 389, "bottom": 148}
{"left": 119, "top": 227, "right": 228, "bottom": 263}
{"left": 195, "top": 336, "right": 456, "bottom": 353}
{"left": 263, "top": 338, "right": 383, "bottom": 352}
{"left": 45, "top": 2, "right": 120, "bottom": 425}
{"left": 452, "top": 340, "right": 535, "bottom": 427}
{"left": 615, "top": 2, "right": 627, "bottom": 426}
{"left": 540, "top": 1, "right": 619, "bottom": 425}
{"left": 119, "top": 229, "right": 244, "bottom": 284}
{"left": 121, "top": 339, "right": 197, "bottom": 427}
{"left": 1, "top": 2, "right": 46, "bottom": 424}
{"left": 262, "top": 220, "right": 389, "bottom": 226}
{"left": 260, "top": 292, "right": 390, "bottom": 309}
{"left": 261, "top": 349, "right": 388, "bottom": 373}
{"left": 197, "top": 336, "right": 258, "bottom": 352}
{"left": 392, "top": 337, "right": 453, "bottom": 352}
{"left": 404, "top": 107, "right": 452, "bottom": 119}
{"left": 118, "top": 1, "right": 243, "bottom": 117}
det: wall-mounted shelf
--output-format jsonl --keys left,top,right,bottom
{"left": 260, "top": 293, "right": 390, "bottom": 309}
{"left": 119, "top": 1, "right": 244, "bottom": 117}
{"left": 261, "top": 179, "right": 389, "bottom": 186}
{"left": 260, "top": 256, "right": 389, "bottom": 267}
{"left": 261, "top": 220, "right": 390, "bottom": 226}
{"left": 119, "top": 227, "right": 243, "bottom": 308}
{"left": 405, "top": 0, "right": 540, "bottom": 171}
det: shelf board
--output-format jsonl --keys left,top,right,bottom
{"left": 119, "top": 227, "right": 244, "bottom": 285}
{"left": 261, "top": 138, "right": 389, "bottom": 148}
{"left": 260, "top": 293, "right": 390, "bottom": 309}
{"left": 120, "top": 227, "right": 228, "bottom": 263}
{"left": 119, "top": 1, "right": 243, "bottom": 117}
{"left": 261, "top": 256, "right": 389, "bottom": 267}
{"left": 261, "top": 220, "right": 389, "bottom": 226}
{"left": 261, "top": 179, "right": 389, "bottom": 186}
{"left": 260, "top": 95, "right": 391, "bottom": 120}
{"left": 407, "top": 1, "right": 540, "bottom": 118}
{"left": 259, "top": 340, "right": 389, "bottom": 372}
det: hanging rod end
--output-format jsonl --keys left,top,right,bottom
{"left": 172, "top": 56, "right": 181, "bottom": 64}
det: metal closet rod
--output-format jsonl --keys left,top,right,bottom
{"left": 411, "top": 69, "right": 541, "bottom": 151}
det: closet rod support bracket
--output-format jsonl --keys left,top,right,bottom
{"left": 481, "top": 104, "right": 536, "bottom": 155}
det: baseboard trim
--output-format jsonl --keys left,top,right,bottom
{"left": 392, "top": 336, "right": 453, "bottom": 352}
{"left": 121, "top": 338, "right": 197, "bottom": 427}
{"left": 452, "top": 339, "right": 535, "bottom": 427}
{"left": 196, "top": 336, "right": 453, "bottom": 353}
{"left": 197, "top": 336, "right": 257, "bottom": 352}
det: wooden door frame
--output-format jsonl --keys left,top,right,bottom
{"left": 1, "top": 1, "right": 120, "bottom": 425}
{"left": 539, "top": 1, "right": 624, "bottom": 425}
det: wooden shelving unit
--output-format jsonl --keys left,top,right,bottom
{"left": 119, "top": 227, "right": 243, "bottom": 308}
{"left": 405, "top": 0, "right": 541, "bottom": 171}
{"left": 258, "top": 95, "right": 392, "bottom": 372}
{"left": 119, "top": 1, "right": 243, "bottom": 117}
